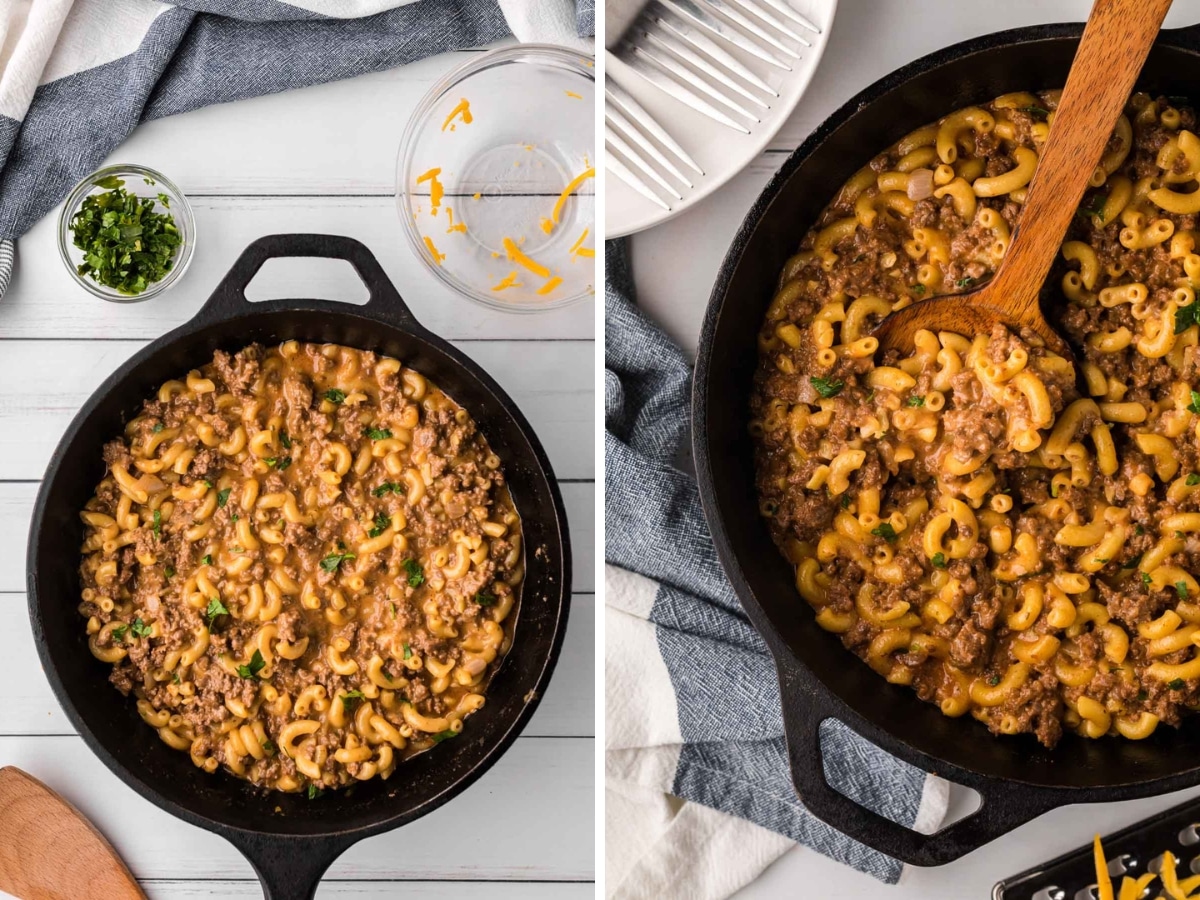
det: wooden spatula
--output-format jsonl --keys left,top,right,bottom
{"left": 873, "top": 0, "right": 1173, "bottom": 360}
{"left": 0, "top": 767, "right": 145, "bottom": 900}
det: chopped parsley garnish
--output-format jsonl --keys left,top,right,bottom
{"left": 373, "top": 482, "right": 405, "bottom": 497}
{"left": 1077, "top": 192, "right": 1108, "bottom": 224}
{"left": 262, "top": 740, "right": 277, "bottom": 756}
{"left": 130, "top": 617, "right": 152, "bottom": 638}
{"left": 307, "top": 784, "right": 323, "bottom": 800}
{"left": 216, "top": 487, "right": 231, "bottom": 508}
{"left": 910, "top": 284, "right": 926, "bottom": 295}
{"left": 840, "top": 494, "right": 851, "bottom": 509}
{"left": 164, "top": 564, "right": 176, "bottom": 579}
{"left": 1136, "top": 524, "right": 1145, "bottom": 536}
{"left": 871, "top": 523, "right": 899, "bottom": 542}
{"left": 1016, "top": 105, "right": 1050, "bottom": 118}
{"left": 68, "top": 179, "right": 182, "bottom": 295}
{"left": 231, "top": 514, "right": 239, "bottom": 523}
{"left": 230, "top": 545, "right": 243, "bottom": 554}
{"left": 1122, "top": 554, "right": 1143, "bottom": 569}
{"left": 1050, "top": 482, "right": 1060, "bottom": 499}
{"left": 955, "top": 276, "right": 976, "bottom": 289}
{"left": 1178, "top": 530, "right": 1187, "bottom": 539}
{"left": 1142, "top": 572, "right": 1153, "bottom": 586}
{"left": 205, "top": 597, "right": 228, "bottom": 626}
{"left": 390, "top": 602, "right": 397, "bottom": 618}
{"left": 986, "top": 674, "right": 1001, "bottom": 686}
{"left": 403, "top": 558, "right": 425, "bottom": 587}
{"left": 111, "top": 623, "right": 129, "bottom": 642}
{"left": 477, "top": 590, "right": 497, "bottom": 606}
{"left": 931, "top": 552, "right": 946, "bottom": 568}
{"left": 265, "top": 456, "right": 292, "bottom": 471}
{"left": 323, "top": 389, "right": 346, "bottom": 404}
{"left": 152, "top": 508, "right": 162, "bottom": 538}
{"left": 366, "top": 427, "right": 393, "bottom": 440}
{"left": 368, "top": 511, "right": 391, "bottom": 538}
{"left": 237, "top": 649, "right": 266, "bottom": 680}
{"left": 1177, "top": 303, "right": 1200, "bottom": 335}
{"left": 1189, "top": 474, "right": 1200, "bottom": 486}
{"left": 340, "top": 690, "right": 365, "bottom": 711}
{"left": 152, "top": 422, "right": 164, "bottom": 433}
{"left": 279, "top": 430, "right": 292, "bottom": 450}
{"left": 1137, "top": 689, "right": 1149, "bottom": 701}
{"left": 1189, "top": 390, "right": 1200, "bottom": 414}
{"left": 1169, "top": 678, "right": 1186, "bottom": 690}
{"left": 320, "top": 551, "right": 356, "bottom": 572}
{"left": 810, "top": 375, "right": 844, "bottom": 399}
{"left": 431, "top": 729, "right": 459, "bottom": 743}
{"left": 172, "top": 671, "right": 181, "bottom": 685}
{"left": 200, "top": 554, "right": 212, "bottom": 566}
{"left": 403, "top": 642, "right": 413, "bottom": 659}
{"left": 1178, "top": 581, "right": 1190, "bottom": 599}
{"left": 907, "top": 395, "right": 926, "bottom": 408}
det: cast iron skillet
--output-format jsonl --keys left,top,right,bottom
{"left": 694, "top": 22, "right": 1200, "bottom": 867}
{"left": 27, "top": 234, "right": 571, "bottom": 898}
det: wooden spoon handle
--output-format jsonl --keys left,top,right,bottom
{"left": 990, "top": 0, "right": 1172, "bottom": 320}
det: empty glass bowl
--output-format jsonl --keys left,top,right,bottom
{"left": 397, "top": 44, "right": 596, "bottom": 313}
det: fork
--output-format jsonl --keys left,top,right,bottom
{"left": 606, "top": 0, "right": 821, "bottom": 209}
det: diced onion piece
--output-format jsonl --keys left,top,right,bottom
{"left": 907, "top": 168, "right": 934, "bottom": 201}
{"left": 136, "top": 473, "right": 166, "bottom": 495}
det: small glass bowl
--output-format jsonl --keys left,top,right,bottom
{"left": 397, "top": 44, "right": 596, "bottom": 313}
{"left": 58, "top": 163, "right": 196, "bottom": 303}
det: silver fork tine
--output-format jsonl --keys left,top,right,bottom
{"left": 606, "top": 104, "right": 694, "bottom": 187}
{"left": 703, "top": 0, "right": 802, "bottom": 60}
{"left": 605, "top": 77, "right": 704, "bottom": 176}
{"left": 617, "top": 42, "right": 752, "bottom": 133}
{"left": 757, "top": 0, "right": 821, "bottom": 33}
{"left": 731, "top": 0, "right": 811, "bottom": 47}
{"left": 659, "top": 0, "right": 789, "bottom": 69}
{"left": 605, "top": 125, "right": 684, "bottom": 199}
{"left": 651, "top": 2, "right": 778, "bottom": 97}
{"left": 641, "top": 24, "right": 769, "bottom": 113}
{"left": 606, "top": 143, "right": 672, "bottom": 210}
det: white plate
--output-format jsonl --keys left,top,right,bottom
{"left": 605, "top": 0, "right": 837, "bottom": 238}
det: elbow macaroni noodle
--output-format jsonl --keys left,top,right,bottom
{"left": 79, "top": 342, "right": 522, "bottom": 792}
{"left": 752, "top": 91, "right": 1200, "bottom": 747}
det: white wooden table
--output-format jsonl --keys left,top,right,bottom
{"left": 625, "top": 0, "right": 1200, "bottom": 895}
{"left": 0, "top": 44, "right": 594, "bottom": 899}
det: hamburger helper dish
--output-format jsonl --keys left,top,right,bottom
{"left": 78, "top": 341, "right": 522, "bottom": 793}
{"left": 752, "top": 89, "right": 1200, "bottom": 748}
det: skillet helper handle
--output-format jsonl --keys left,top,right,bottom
{"left": 776, "top": 655, "right": 1059, "bottom": 867}
{"left": 199, "top": 233, "right": 419, "bottom": 326}
{"left": 226, "top": 832, "right": 356, "bottom": 900}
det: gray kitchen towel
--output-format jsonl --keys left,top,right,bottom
{"left": 0, "top": 0, "right": 593, "bottom": 300}
{"left": 604, "top": 239, "right": 948, "bottom": 893}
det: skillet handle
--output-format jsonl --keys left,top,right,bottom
{"left": 196, "top": 233, "right": 420, "bottom": 328}
{"left": 223, "top": 831, "right": 357, "bottom": 900}
{"left": 776, "top": 653, "right": 1060, "bottom": 867}
{"left": 1165, "top": 22, "right": 1200, "bottom": 50}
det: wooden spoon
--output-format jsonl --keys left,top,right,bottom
{"left": 873, "top": 0, "right": 1173, "bottom": 359}
{"left": 0, "top": 767, "right": 145, "bottom": 900}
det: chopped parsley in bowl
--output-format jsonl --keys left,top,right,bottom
{"left": 57, "top": 164, "right": 195, "bottom": 302}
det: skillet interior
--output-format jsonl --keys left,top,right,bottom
{"left": 28, "top": 280, "right": 570, "bottom": 845}
{"left": 696, "top": 25, "right": 1200, "bottom": 798}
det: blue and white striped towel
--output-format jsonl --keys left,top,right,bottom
{"left": 0, "top": 0, "right": 593, "bottom": 301}
{"left": 604, "top": 239, "right": 949, "bottom": 898}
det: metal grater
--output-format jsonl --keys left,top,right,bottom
{"left": 995, "top": 798, "right": 1200, "bottom": 900}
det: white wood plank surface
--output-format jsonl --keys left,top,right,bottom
{"left": 0, "top": 338, "right": 594, "bottom": 480}
{"left": 0, "top": 735, "right": 593, "bottom": 882}
{"left": 0, "top": 40, "right": 595, "bottom": 898}
{"left": 1, "top": 195, "right": 594, "bottom": 341}
{"left": 0, "top": 591, "right": 592, "bottom": 737}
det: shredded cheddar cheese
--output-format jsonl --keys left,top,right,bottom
{"left": 552, "top": 167, "right": 595, "bottom": 224}
{"left": 445, "top": 207, "right": 467, "bottom": 235}
{"left": 441, "top": 98, "right": 473, "bottom": 132}
{"left": 569, "top": 227, "right": 594, "bottom": 259}
{"left": 1094, "top": 836, "right": 1113, "bottom": 900}
{"left": 491, "top": 271, "right": 521, "bottom": 291}
{"left": 416, "top": 167, "right": 444, "bottom": 215}
{"left": 537, "top": 276, "right": 563, "bottom": 295}
{"left": 540, "top": 218, "right": 554, "bottom": 234}
{"left": 422, "top": 236, "right": 445, "bottom": 266}
{"left": 473, "top": 192, "right": 482, "bottom": 200}
{"left": 565, "top": 90, "right": 583, "bottom": 99}
{"left": 502, "top": 237, "right": 550, "bottom": 278}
